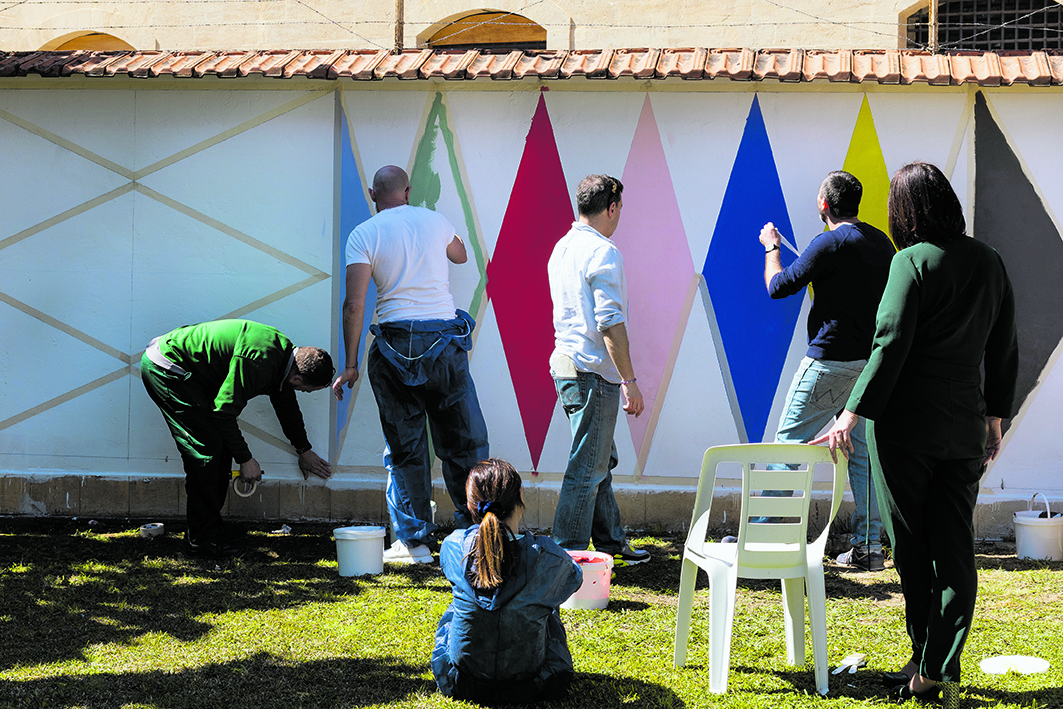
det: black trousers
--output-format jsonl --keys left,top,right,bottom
{"left": 869, "top": 427, "right": 982, "bottom": 682}
{"left": 142, "top": 356, "right": 234, "bottom": 545}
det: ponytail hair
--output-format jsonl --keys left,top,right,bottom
{"left": 465, "top": 459, "right": 524, "bottom": 590}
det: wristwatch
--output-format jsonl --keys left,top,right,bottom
{"left": 765, "top": 244, "right": 780, "bottom": 254}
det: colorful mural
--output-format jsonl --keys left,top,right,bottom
{"left": 486, "top": 92, "right": 573, "bottom": 470}
{"left": 3, "top": 82, "right": 1063, "bottom": 522}
{"left": 842, "top": 96, "right": 891, "bottom": 241}
{"left": 703, "top": 95, "right": 802, "bottom": 444}
{"left": 336, "top": 106, "right": 374, "bottom": 442}
{"left": 612, "top": 95, "right": 697, "bottom": 472}
{"left": 973, "top": 92, "right": 1063, "bottom": 435}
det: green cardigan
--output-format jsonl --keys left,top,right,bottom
{"left": 159, "top": 319, "right": 311, "bottom": 464}
{"left": 846, "top": 237, "right": 1019, "bottom": 459}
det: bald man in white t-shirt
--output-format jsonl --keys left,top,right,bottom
{"left": 333, "top": 166, "right": 489, "bottom": 564}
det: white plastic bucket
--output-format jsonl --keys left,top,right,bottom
{"left": 333, "top": 526, "right": 386, "bottom": 576}
{"left": 561, "top": 550, "right": 614, "bottom": 610}
{"left": 1014, "top": 493, "right": 1063, "bottom": 561}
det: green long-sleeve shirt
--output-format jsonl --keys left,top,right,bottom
{"left": 846, "top": 237, "right": 1018, "bottom": 459}
{"left": 158, "top": 319, "right": 311, "bottom": 464}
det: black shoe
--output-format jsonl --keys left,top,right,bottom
{"left": 612, "top": 544, "right": 650, "bottom": 567}
{"left": 836, "top": 547, "right": 885, "bottom": 572}
{"left": 184, "top": 538, "right": 242, "bottom": 559}
{"left": 882, "top": 671, "right": 914, "bottom": 687}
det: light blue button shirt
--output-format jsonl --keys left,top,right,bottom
{"left": 547, "top": 223, "right": 627, "bottom": 383}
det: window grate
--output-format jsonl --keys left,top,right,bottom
{"left": 907, "top": 0, "right": 1063, "bottom": 51}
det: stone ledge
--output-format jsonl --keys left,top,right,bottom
{"left": 0, "top": 474, "right": 1037, "bottom": 541}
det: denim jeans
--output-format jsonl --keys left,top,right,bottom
{"left": 368, "top": 313, "right": 489, "bottom": 546}
{"left": 771, "top": 357, "right": 882, "bottom": 551}
{"left": 551, "top": 370, "right": 628, "bottom": 554}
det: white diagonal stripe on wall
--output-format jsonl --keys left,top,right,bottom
{"left": 134, "top": 184, "right": 328, "bottom": 278}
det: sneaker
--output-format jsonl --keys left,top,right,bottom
{"left": 612, "top": 544, "right": 650, "bottom": 567}
{"left": 382, "top": 540, "right": 434, "bottom": 565}
{"left": 721, "top": 535, "right": 738, "bottom": 544}
{"left": 183, "top": 537, "right": 242, "bottom": 559}
{"left": 836, "top": 547, "right": 885, "bottom": 572}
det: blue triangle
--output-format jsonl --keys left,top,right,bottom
{"left": 702, "top": 95, "right": 802, "bottom": 442}
{"left": 337, "top": 112, "right": 376, "bottom": 438}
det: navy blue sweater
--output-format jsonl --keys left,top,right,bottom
{"left": 768, "top": 222, "right": 895, "bottom": 361}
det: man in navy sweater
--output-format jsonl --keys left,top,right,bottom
{"left": 759, "top": 171, "right": 895, "bottom": 571}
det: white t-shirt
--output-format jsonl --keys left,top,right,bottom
{"left": 345, "top": 204, "right": 458, "bottom": 323}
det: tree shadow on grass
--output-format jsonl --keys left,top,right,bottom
{"left": 963, "top": 686, "right": 1063, "bottom": 708}
{"left": 611, "top": 537, "right": 912, "bottom": 603}
{"left": 0, "top": 653, "right": 431, "bottom": 709}
{"left": 0, "top": 530, "right": 377, "bottom": 672}
{"left": 554, "top": 672, "right": 685, "bottom": 708}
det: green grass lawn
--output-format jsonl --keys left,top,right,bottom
{"left": 1, "top": 520, "right": 1061, "bottom": 708}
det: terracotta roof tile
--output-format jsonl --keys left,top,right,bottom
{"left": 419, "top": 49, "right": 480, "bottom": 80}
{"left": 802, "top": 49, "right": 849, "bottom": 82}
{"left": 512, "top": 50, "right": 566, "bottom": 79}
{"left": 949, "top": 52, "right": 1001, "bottom": 87}
{"left": 655, "top": 48, "right": 708, "bottom": 80}
{"left": 146, "top": 51, "right": 209, "bottom": 78}
{"left": 328, "top": 50, "right": 387, "bottom": 80}
{"left": 755, "top": 49, "right": 805, "bottom": 82}
{"left": 0, "top": 48, "right": 1060, "bottom": 86}
{"left": 609, "top": 48, "right": 660, "bottom": 79}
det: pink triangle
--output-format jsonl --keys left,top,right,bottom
{"left": 486, "top": 93, "right": 573, "bottom": 470}
{"left": 612, "top": 95, "right": 696, "bottom": 463}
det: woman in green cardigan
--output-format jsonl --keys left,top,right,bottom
{"left": 814, "top": 162, "right": 1018, "bottom": 704}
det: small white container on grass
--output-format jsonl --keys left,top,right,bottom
{"left": 1014, "top": 493, "right": 1063, "bottom": 561}
{"left": 334, "top": 526, "right": 386, "bottom": 576}
{"left": 561, "top": 550, "right": 614, "bottom": 610}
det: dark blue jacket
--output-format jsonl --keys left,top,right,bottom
{"left": 768, "top": 222, "right": 895, "bottom": 361}
{"left": 432, "top": 526, "right": 581, "bottom": 702}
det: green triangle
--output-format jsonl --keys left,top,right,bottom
{"left": 409, "top": 92, "right": 488, "bottom": 318}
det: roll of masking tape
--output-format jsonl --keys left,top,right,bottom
{"left": 139, "top": 522, "right": 165, "bottom": 538}
{"left": 231, "top": 471, "right": 259, "bottom": 498}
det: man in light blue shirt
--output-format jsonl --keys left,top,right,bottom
{"left": 547, "top": 174, "right": 649, "bottom": 567}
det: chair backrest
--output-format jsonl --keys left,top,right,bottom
{"left": 686, "top": 443, "right": 847, "bottom": 579}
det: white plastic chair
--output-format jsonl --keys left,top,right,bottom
{"left": 673, "top": 443, "right": 847, "bottom": 695}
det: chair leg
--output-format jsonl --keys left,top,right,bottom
{"left": 674, "top": 556, "right": 699, "bottom": 667}
{"left": 780, "top": 576, "right": 806, "bottom": 666}
{"left": 707, "top": 564, "right": 738, "bottom": 694}
{"left": 806, "top": 566, "right": 830, "bottom": 695}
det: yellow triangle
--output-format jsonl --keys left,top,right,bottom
{"left": 843, "top": 96, "right": 893, "bottom": 245}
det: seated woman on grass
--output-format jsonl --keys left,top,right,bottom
{"left": 432, "top": 458, "right": 582, "bottom": 704}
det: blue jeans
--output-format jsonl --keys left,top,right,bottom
{"left": 368, "top": 313, "right": 489, "bottom": 546}
{"left": 773, "top": 357, "right": 883, "bottom": 552}
{"left": 551, "top": 371, "right": 628, "bottom": 554}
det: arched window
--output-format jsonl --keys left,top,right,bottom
{"left": 424, "top": 11, "right": 546, "bottom": 51}
{"left": 906, "top": 1, "right": 1063, "bottom": 51}
{"left": 40, "top": 32, "right": 135, "bottom": 51}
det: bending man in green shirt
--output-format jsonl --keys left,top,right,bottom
{"left": 141, "top": 319, "right": 334, "bottom": 557}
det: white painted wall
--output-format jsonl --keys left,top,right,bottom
{"left": 1, "top": 80, "right": 1061, "bottom": 518}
